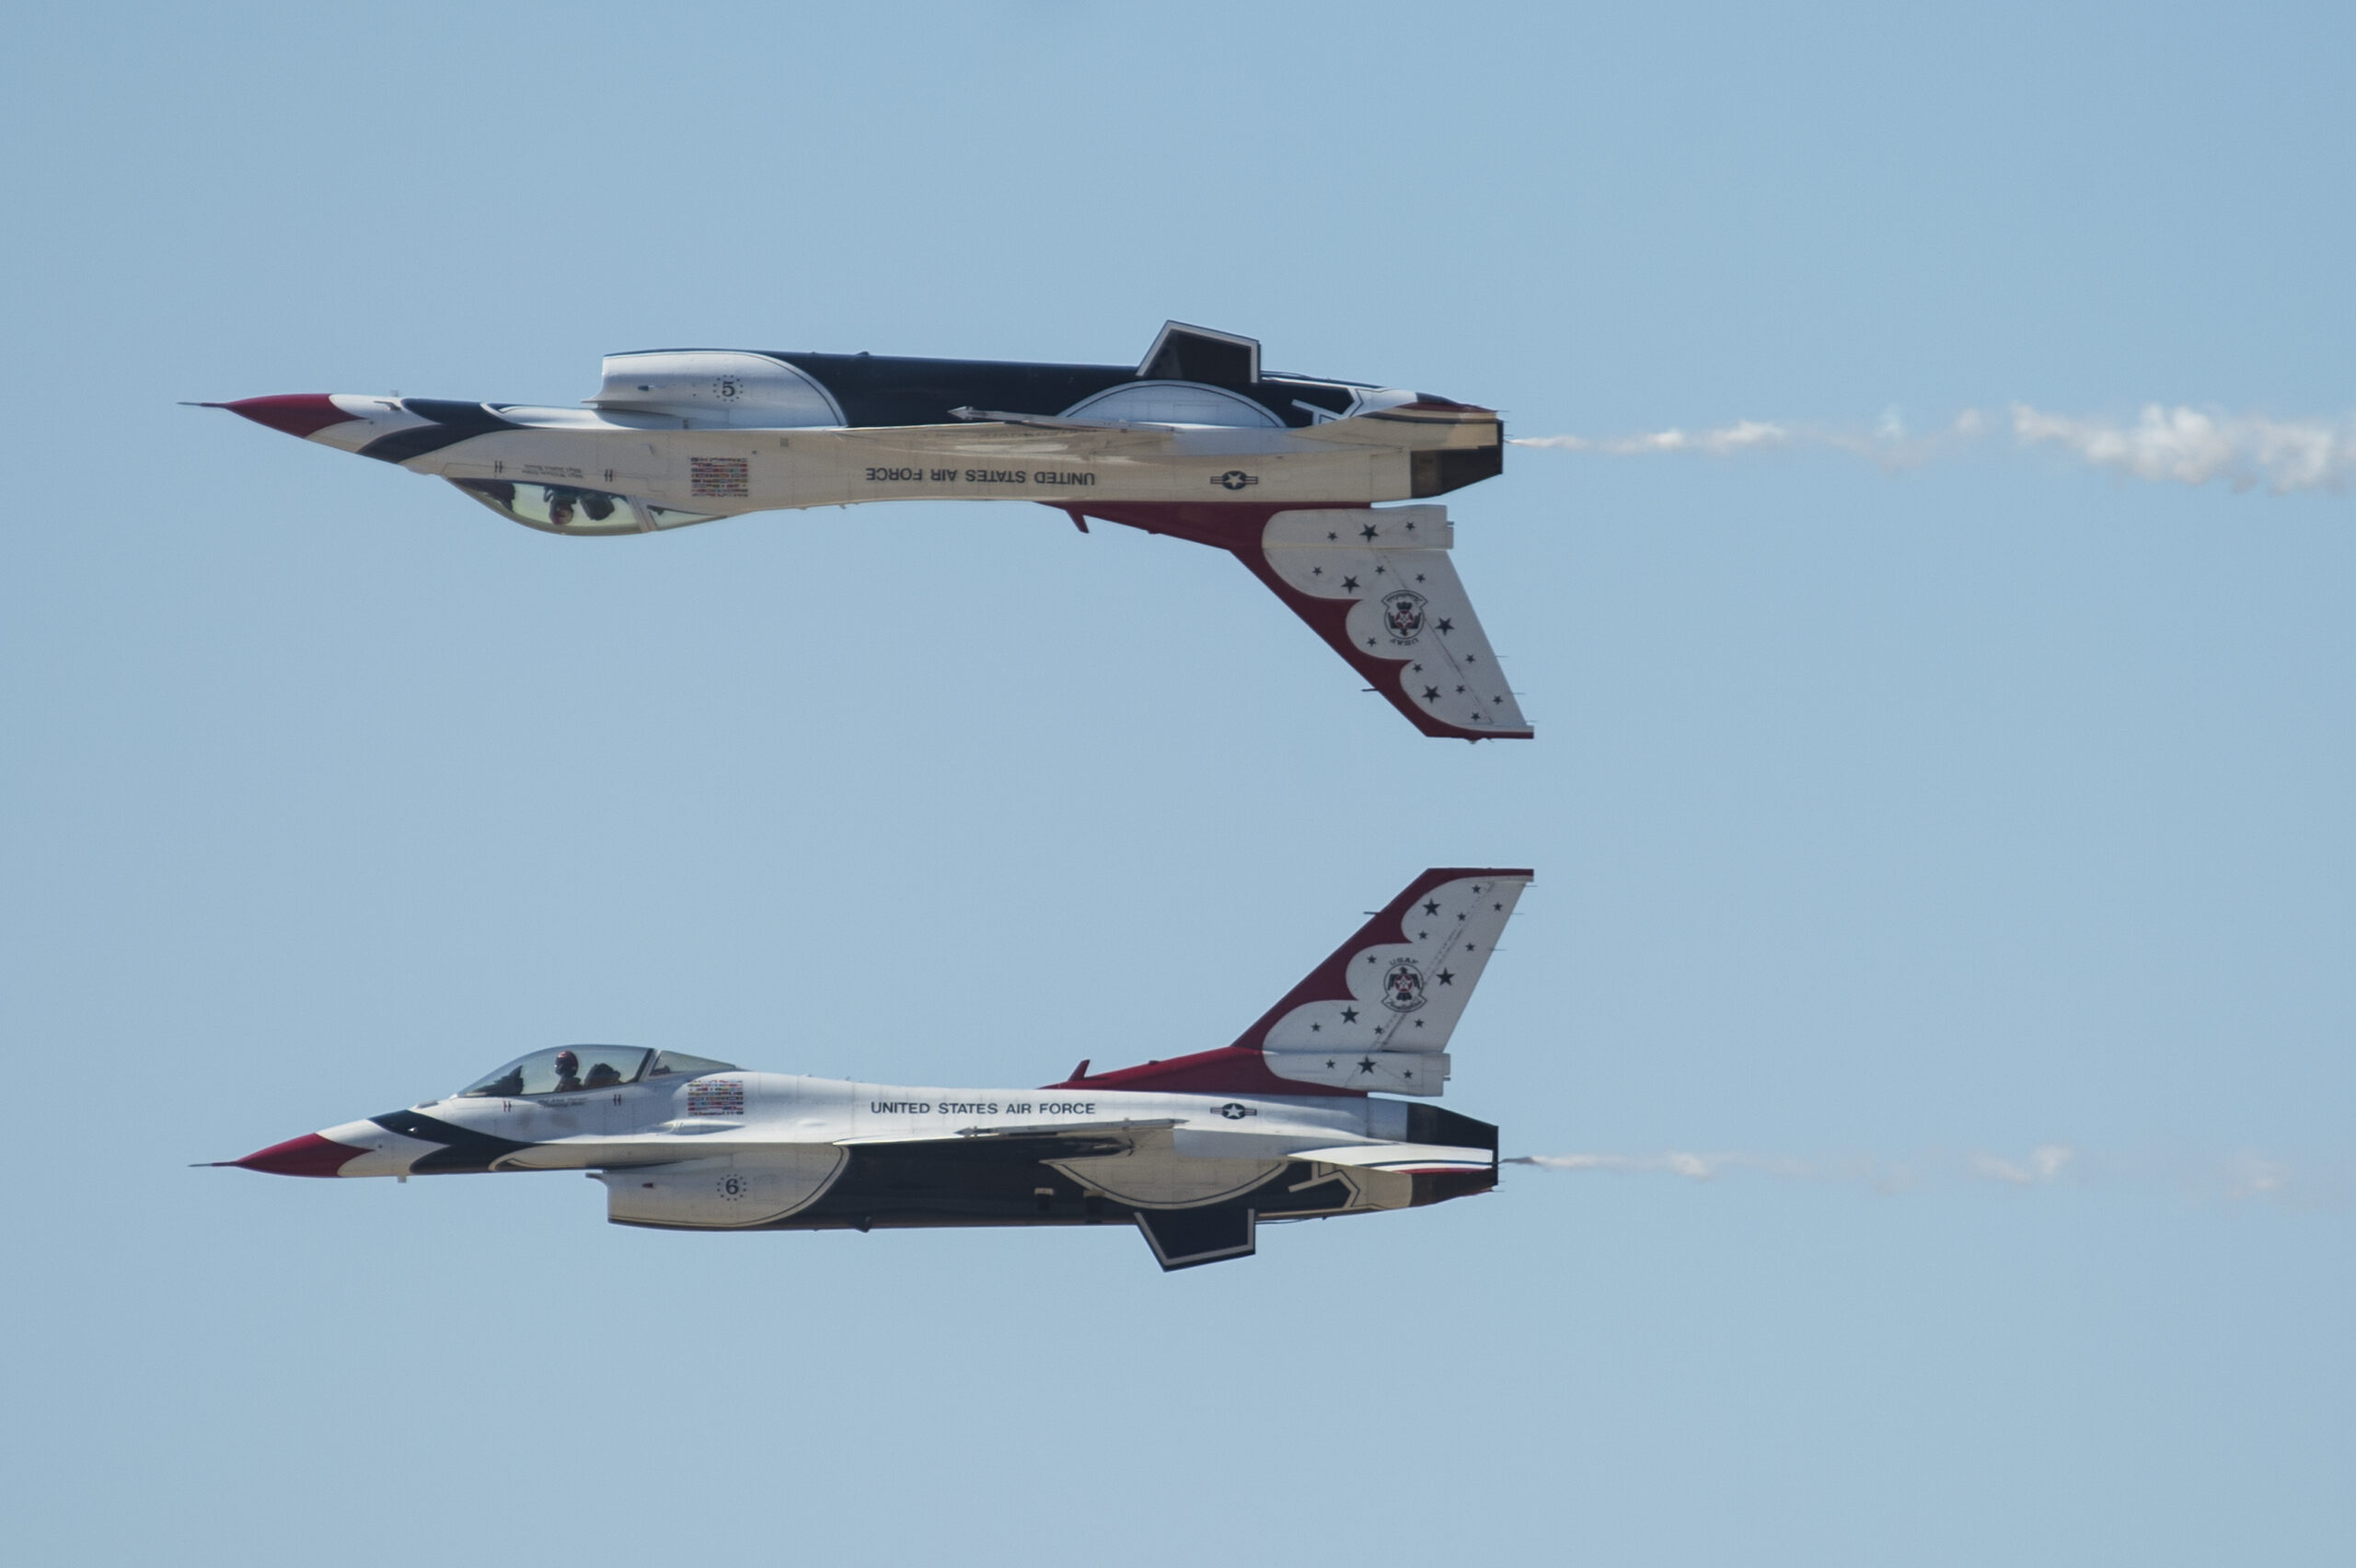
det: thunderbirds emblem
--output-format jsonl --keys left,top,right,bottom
{"left": 1380, "top": 958, "right": 1428, "bottom": 1012}
{"left": 1380, "top": 589, "right": 1428, "bottom": 645}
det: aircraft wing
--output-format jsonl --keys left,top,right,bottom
{"left": 833, "top": 419, "right": 1179, "bottom": 460}
{"left": 949, "top": 406, "right": 1180, "bottom": 433}
{"left": 837, "top": 1117, "right": 1179, "bottom": 1150}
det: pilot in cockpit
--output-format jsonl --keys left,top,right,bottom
{"left": 551, "top": 1048, "right": 583, "bottom": 1093}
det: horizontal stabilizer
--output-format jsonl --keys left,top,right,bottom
{"left": 1288, "top": 1142, "right": 1494, "bottom": 1174}
{"left": 1262, "top": 1049, "right": 1449, "bottom": 1094}
{"left": 1286, "top": 397, "right": 1503, "bottom": 449}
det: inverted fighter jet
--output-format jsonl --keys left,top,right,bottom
{"left": 208, "top": 324, "right": 1529, "bottom": 740}
{"left": 214, "top": 868, "right": 1530, "bottom": 1270}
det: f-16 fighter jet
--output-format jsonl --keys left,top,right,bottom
{"left": 214, "top": 868, "right": 1530, "bottom": 1270}
{"left": 208, "top": 324, "right": 1529, "bottom": 740}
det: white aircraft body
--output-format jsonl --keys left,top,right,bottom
{"left": 209, "top": 323, "right": 1529, "bottom": 740}
{"left": 218, "top": 869, "right": 1530, "bottom": 1270}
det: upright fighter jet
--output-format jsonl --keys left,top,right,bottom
{"left": 209, "top": 324, "right": 1529, "bottom": 740}
{"left": 214, "top": 868, "right": 1530, "bottom": 1270}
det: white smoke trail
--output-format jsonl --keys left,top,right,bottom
{"left": 1517, "top": 419, "right": 1803, "bottom": 457}
{"left": 1968, "top": 1144, "right": 2077, "bottom": 1185}
{"left": 1511, "top": 405, "right": 2356, "bottom": 494}
{"left": 2010, "top": 405, "right": 2356, "bottom": 492}
{"left": 1506, "top": 1145, "right": 2349, "bottom": 1206}
{"left": 1507, "top": 1144, "right": 2073, "bottom": 1193}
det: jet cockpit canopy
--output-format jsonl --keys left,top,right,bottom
{"left": 456, "top": 1045, "right": 739, "bottom": 1099}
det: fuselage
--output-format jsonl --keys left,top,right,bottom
{"left": 217, "top": 863, "right": 1530, "bottom": 1266}
{"left": 319, "top": 1070, "right": 1403, "bottom": 1178}
{"left": 247, "top": 1066, "right": 1499, "bottom": 1237}
{"left": 214, "top": 335, "right": 1528, "bottom": 742}
{"left": 223, "top": 347, "right": 1504, "bottom": 535}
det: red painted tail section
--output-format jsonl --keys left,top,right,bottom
{"left": 1049, "top": 868, "right": 1533, "bottom": 1098}
{"left": 1062, "top": 502, "right": 1526, "bottom": 742}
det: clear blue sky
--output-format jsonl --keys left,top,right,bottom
{"left": 3, "top": 4, "right": 2349, "bottom": 1563}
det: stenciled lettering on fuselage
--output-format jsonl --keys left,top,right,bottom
{"left": 867, "top": 1100, "right": 1100, "bottom": 1116}
{"left": 860, "top": 467, "right": 1097, "bottom": 488}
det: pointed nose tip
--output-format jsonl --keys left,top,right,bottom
{"left": 232, "top": 1132, "right": 364, "bottom": 1177}
{"left": 208, "top": 394, "right": 361, "bottom": 440}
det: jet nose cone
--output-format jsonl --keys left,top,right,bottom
{"left": 230, "top": 1132, "right": 364, "bottom": 1177}
{"left": 208, "top": 394, "right": 361, "bottom": 440}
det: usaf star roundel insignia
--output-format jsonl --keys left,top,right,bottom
{"left": 1380, "top": 957, "right": 1428, "bottom": 1012}
{"left": 1380, "top": 589, "right": 1428, "bottom": 646}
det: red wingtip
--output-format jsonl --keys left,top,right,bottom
{"left": 231, "top": 1132, "right": 362, "bottom": 1178}
{"left": 210, "top": 394, "right": 361, "bottom": 440}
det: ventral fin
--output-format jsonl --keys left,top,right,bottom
{"left": 1137, "top": 321, "right": 1260, "bottom": 385}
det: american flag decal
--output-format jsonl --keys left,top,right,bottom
{"left": 690, "top": 456, "right": 749, "bottom": 499}
{"left": 687, "top": 1078, "right": 746, "bottom": 1116}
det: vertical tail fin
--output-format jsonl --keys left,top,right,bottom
{"left": 1053, "top": 869, "right": 1531, "bottom": 1099}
